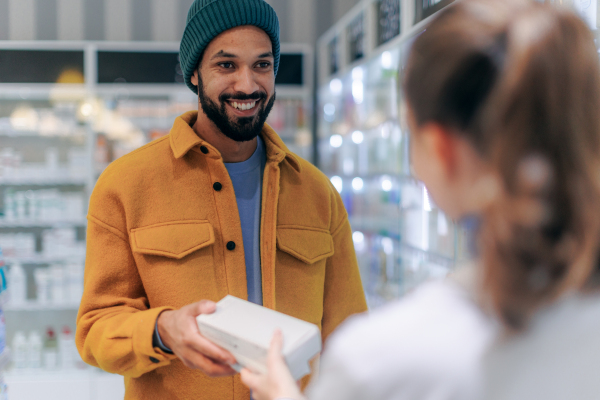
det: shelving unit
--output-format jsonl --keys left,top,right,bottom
{"left": 4, "top": 303, "right": 80, "bottom": 312}
{"left": 0, "top": 40, "right": 313, "bottom": 397}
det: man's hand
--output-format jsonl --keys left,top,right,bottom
{"left": 157, "top": 300, "right": 237, "bottom": 377}
{"left": 240, "top": 330, "right": 305, "bottom": 400}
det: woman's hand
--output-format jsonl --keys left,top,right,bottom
{"left": 240, "top": 330, "right": 306, "bottom": 400}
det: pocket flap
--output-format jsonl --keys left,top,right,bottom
{"left": 276, "top": 226, "right": 334, "bottom": 264}
{"left": 130, "top": 220, "right": 215, "bottom": 259}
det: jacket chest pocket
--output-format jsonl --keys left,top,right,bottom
{"left": 129, "top": 220, "right": 220, "bottom": 306}
{"left": 276, "top": 226, "right": 334, "bottom": 265}
{"left": 275, "top": 226, "right": 334, "bottom": 326}
{"left": 130, "top": 220, "right": 215, "bottom": 259}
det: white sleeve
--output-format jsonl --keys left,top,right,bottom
{"left": 305, "top": 332, "right": 367, "bottom": 400}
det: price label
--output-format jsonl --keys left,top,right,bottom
{"left": 348, "top": 14, "right": 365, "bottom": 62}
{"left": 378, "top": 0, "right": 401, "bottom": 45}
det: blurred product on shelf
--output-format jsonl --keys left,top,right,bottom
{"left": 12, "top": 332, "right": 27, "bottom": 369}
{"left": 33, "top": 268, "right": 50, "bottom": 305}
{"left": 7, "top": 264, "right": 25, "bottom": 305}
{"left": 28, "top": 331, "right": 42, "bottom": 369}
{"left": 266, "top": 98, "right": 313, "bottom": 160}
{"left": 43, "top": 327, "right": 58, "bottom": 370}
{"left": 2, "top": 189, "right": 85, "bottom": 222}
{"left": 0, "top": 147, "right": 88, "bottom": 182}
{"left": 5, "top": 262, "right": 83, "bottom": 307}
{"left": 12, "top": 325, "right": 80, "bottom": 371}
{"left": 0, "top": 234, "right": 35, "bottom": 259}
{"left": 0, "top": 229, "right": 85, "bottom": 261}
{"left": 42, "top": 229, "right": 85, "bottom": 259}
{"left": 59, "top": 326, "right": 79, "bottom": 370}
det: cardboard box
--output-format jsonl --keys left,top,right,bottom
{"left": 196, "top": 295, "right": 321, "bottom": 380}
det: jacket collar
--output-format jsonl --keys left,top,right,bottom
{"left": 170, "top": 111, "right": 302, "bottom": 173}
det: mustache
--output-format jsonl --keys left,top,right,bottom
{"left": 219, "top": 91, "right": 268, "bottom": 102}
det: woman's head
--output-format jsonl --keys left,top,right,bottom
{"left": 404, "top": 0, "right": 600, "bottom": 328}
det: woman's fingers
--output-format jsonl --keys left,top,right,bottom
{"left": 267, "top": 329, "right": 285, "bottom": 369}
{"left": 240, "top": 368, "right": 259, "bottom": 389}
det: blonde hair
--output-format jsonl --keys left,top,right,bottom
{"left": 405, "top": 0, "right": 600, "bottom": 328}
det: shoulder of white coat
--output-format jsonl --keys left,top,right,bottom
{"left": 322, "top": 280, "right": 494, "bottom": 382}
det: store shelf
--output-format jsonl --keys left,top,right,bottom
{"left": 4, "top": 302, "right": 80, "bottom": 312}
{"left": 4, "top": 256, "right": 85, "bottom": 265}
{"left": 0, "top": 178, "right": 86, "bottom": 186}
{"left": 5, "top": 368, "right": 125, "bottom": 400}
{"left": 0, "top": 219, "right": 87, "bottom": 228}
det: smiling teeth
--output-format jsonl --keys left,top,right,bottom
{"left": 232, "top": 101, "right": 256, "bottom": 111}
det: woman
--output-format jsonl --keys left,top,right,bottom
{"left": 242, "top": 1, "right": 600, "bottom": 399}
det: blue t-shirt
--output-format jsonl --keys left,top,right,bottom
{"left": 224, "top": 136, "right": 266, "bottom": 305}
{"left": 152, "top": 137, "right": 267, "bottom": 353}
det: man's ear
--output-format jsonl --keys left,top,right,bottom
{"left": 191, "top": 68, "right": 199, "bottom": 87}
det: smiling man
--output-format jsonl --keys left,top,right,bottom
{"left": 76, "top": 1, "right": 367, "bottom": 399}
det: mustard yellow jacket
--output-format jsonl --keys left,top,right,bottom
{"left": 76, "top": 111, "right": 367, "bottom": 400}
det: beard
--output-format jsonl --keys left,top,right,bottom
{"left": 197, "top": 74, "right": 276, "bottom": 142}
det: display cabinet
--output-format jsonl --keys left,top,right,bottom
{"left": 317, "top": 0, "right": 468, "bottom": 307}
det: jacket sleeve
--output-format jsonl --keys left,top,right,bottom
{"left": 76, "top": 185, "right": 177, "bottom": 378}
{"left": 321, "top": 185, "right": 368, "bottom": 342}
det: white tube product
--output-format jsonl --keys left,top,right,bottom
{"left": 28, "top": 330, "right": 42, "bottom": 369}
{"left": 12, "top": 331, "right": 28, "bottom": 369}
{"left": 196, "top": 295, "right": 322, "bottom": 380}
{"left": 50, "top": 264, "right": 65, "bottom": 304}
{"left": 8, "top": 263, "right": 26, "bottom": 305}
{"left": 34, "top": 268, "right": 50, "bottom": 304}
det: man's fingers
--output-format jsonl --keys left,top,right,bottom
{"left": 186, "top": 300, "right": 216, "bottom": 316}
{"left": 185, "top": 332, "right": 237, "bottom": 365}
{"left": 184, "top": 351, "right": 237, "bottom": 377}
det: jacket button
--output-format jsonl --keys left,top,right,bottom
{"left": 226, "top": 241, "right": 236, "bottom": 251}
{"left": 149, "top": 357, "right": 160, "bottom": 364}
{"left": 213, "top": 182, "right": 222, "bottom": 191}
{"left": 200, "top": 146, "right": 209, "bottom": 154}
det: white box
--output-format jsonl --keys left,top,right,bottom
{"left": 196, "top": 295, "right": 322, "bottom": 380}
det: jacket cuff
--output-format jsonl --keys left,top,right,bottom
{"left": 132, "top": 306, "right": 177, "bottom": 367}
{"left": 153, "top": 317, "right": 174, "bottom": 354}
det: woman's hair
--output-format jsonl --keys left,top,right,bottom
{"left": 405, "top": 0, "right": 600, "bottom": 329}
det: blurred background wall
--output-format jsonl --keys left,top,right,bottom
{"left": 0, "top": 0, "right": 362, "bottom": 44}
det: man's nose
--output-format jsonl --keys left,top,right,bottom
{"left": 232, "top": 66, "right": 260, "bottom": 95}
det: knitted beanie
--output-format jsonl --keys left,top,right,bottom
{"left": 180, "top": 0, "right": 280, "bottom": 93}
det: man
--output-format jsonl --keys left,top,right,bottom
{"left": 76, "top": 0, "right": 367, "bottom": 399}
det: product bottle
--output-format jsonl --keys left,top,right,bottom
{"left": 43, "top": 327, "right": 58, "bottom": 370}
{"left": 8, "top": 263, "right": 26, "bottom": 305}
{"left": 49, "top": 264, "right": 65, "bottom": 304}
{"left": 28, "top": 330, "right": 42, "bottom": 369}
{"left": 12, "top": 331, "right": 28, "bottom": 369}
{"left": 59, "top": 326, "right": 75, "bottom": 370}
{"left": 33, "top": 267, "right": 50, "bottom": 305}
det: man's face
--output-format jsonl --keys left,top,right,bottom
{"left": 192, "top": 25, "right": 276, "bottom": 142}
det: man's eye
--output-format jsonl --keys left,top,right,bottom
{"left": 258, "top": 62, "right": 271, "bottom": 68}
{"left": 220, "top": 62, "right": 234, "bottom": 69}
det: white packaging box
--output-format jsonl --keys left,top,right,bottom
{"left": 196, "top": 295, "right": 321, "bottom": 380}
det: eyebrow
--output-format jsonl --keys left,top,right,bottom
{"left": 210, "top": 50, "right": 274, "bottom": 60}
{"left": 258, "top": 52, "right": 274, "bottom": 59}
{"left": 211, "top": 50, "right": 237, "bottom": 60}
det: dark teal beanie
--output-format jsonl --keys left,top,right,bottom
{"left": 180, "top": 0, "right": 280, "bottom": 94}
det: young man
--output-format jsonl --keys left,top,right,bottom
{"left": 76, "top": 0, "right": 367, "bottom": 399}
